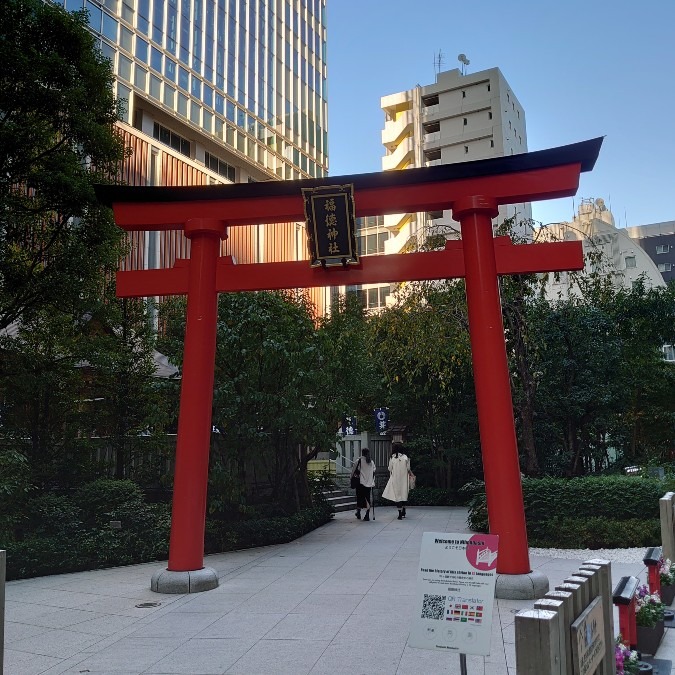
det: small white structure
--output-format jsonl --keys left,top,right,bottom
{"left": 543, "top": 198, "right": 666, "bottom": 300}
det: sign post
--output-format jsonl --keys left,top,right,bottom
{"left": 409, "top": 532, "right": 499, "bottom": 671}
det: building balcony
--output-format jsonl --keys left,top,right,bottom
{"left": 383, "top": 212, "right": 411, "bottom": 234}
{"left": 381, "top": 110, "right": 414, "bottom": 151}
{"left": 381, "top": 90, "right": 413, "bottom": 117}
{"left": 382, "top": 136, "right": 414, "bottom": 171}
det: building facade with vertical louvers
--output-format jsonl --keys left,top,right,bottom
{"left": 54, "top": 0, "right": 330, "bottom": 313}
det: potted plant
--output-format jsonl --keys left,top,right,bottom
{"left": 615, "top": 637, "right": 639, "bottom": 675}
{"left": 659, "top": 556, "right": 675, "bottom": 606}
{"left": 635, "top": 584, "right": 665, "bottom": 656}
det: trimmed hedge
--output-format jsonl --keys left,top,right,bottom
{"left": 4, "top": 479, "right": 334, "bottom": 580}
{"left": 467, "top": 476, "right": 666, "bottom": 549}
{"left": 205, "top": 504, "right": 333, "bottom": 553}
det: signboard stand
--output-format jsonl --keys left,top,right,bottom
{"left": 409, "top": 532, "right": 499, "bottom": 671}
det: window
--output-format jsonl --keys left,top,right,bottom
{"left": 463, "top": 117, "right": 468, "bottom": 125}
{"left": 462, "top": 90, "right": 466, "bottom": 98}
{"left": 153, "top": 122, "right": 190, "bottom": 156}
{"left": 658, "top": 263, "right": 672, "bottom": 272}
{"left": 134, "top": 66, "right": 147, "bottom": 89}
{"left": 204, "top": 151, "right": 236, "bottom": 181}
{"left": 656, "top": 245, "right": 670, "bottom": 254}
{"left": 625, "top": 256, "right": 637, "bottom": 269}
{"left": 488, "top": 111, "right": 492, "bottom": 120}
{"left": 117, "top": 54, "right": 132, "bottom": 81}
{"left": 353, "top": 285, "right": 390, "bottom": 310}
{"left": 464, "top": 145, "right": 469, "bottom": 154}
{"left": 663, "top": 345, "right": 675, "bottom": 362}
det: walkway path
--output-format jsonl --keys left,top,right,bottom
{"left": 4, "top": 506, "right": 671, "bottom": 674}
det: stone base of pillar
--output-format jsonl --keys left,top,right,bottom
{"left": 496, "top": 571, "right": 549, "bottom": 600}
{"left": 151, "top": 567, "right": 218, "bottom": 594}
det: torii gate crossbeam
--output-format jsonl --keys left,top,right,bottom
{"left": 96, "top": 137, "right": 603, "bottom": 597}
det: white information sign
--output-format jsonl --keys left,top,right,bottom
{"left": 409, "top": 532, "right": 499, "bottom": 656}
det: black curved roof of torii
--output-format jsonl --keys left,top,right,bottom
{"left": 95, "top": 137, "right": 603, "bottom": 206}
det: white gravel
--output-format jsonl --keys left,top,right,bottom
{"left": 529, "top": 547, "right": 647, "bottom": 564}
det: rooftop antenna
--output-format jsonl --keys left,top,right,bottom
{"left": 434, "top": 50, "right": 445, "bottom": 77}
{"left": 458, "top": 53, "right": 470, "bottom": 75}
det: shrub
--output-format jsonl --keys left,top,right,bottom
{"left": 529, "top": 518, "right": 660, "bottom": 549}
{"left": 205, "top": 504, "right": 333, "bottom": 554}
{"left": 75, "top": 479, "right": 144, "bottom": 527}
{"left": 406, "top": 487, "right": 454, "bottom": 506}
{"left": 6, "top": 536, "right": 92, "bottom": 579}
{"left": 25, "top": 493, "right": 83, "bottom": 539}
{"left": 466, "top": 475, "right": 666, "bottom": 548}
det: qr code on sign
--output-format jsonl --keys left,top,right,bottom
{"left": 421, "top": 594, "right": 445, "bottom": 620}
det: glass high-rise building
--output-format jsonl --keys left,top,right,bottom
{"left": 53, "top": 0, "right": 329, "bottom": 309}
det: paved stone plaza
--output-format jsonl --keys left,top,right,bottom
{"left": 4, "top": 506, "right": 674, "bottom": 674}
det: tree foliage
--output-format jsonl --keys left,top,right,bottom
{"left": 0, "top": 0, "right": 125, "bottom": 329}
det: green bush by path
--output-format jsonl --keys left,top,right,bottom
{"left": 467, "top": 475, "right": 667, "bottom": 549}
{"left": 205, "top": 504, "right": 334, "bottom": 553}
{"left": 3, "top": 479, "right": 334, "bottom": 580}
{"left": 529, "top": 517, "right": 661, "bottom": 549}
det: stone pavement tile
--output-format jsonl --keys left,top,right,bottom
{"left": 8, "top": 626, "right": 106, "bottom": 659}
{"left": 178, "top": 592, "right": 252, "bottom": 613}
{"left": 5, "top": 598, "right": 62, "bottom": 623}
{"left": 62, "top": 637, "right": 184, "bottom": 673}
{"left": 379, "top": 560, "right": 418, "bottom": 580}
{"left": 327, "top": 565, "right": 382, "bottom": 581}
{"left": 263, "top": 612, "right": 349, "bottom": 641}
{"left": 225, "top": 638, "right": 329, "bottom": 674}
{"left": 292, "top": 592, "right": 364, "bottom": 615}
{"left": 216, "top": 576, "right": 276, "bottom": 592}
{"left": 126, "top": 611, "right": 223, "bottom": 638}
{"left": 144, "top": 638, "right": 257, "bottom": 674}
{"left": 65, "top": 612, "right": 144, "bottom": 636}
{"left": 5, "top": 586, "right": 105, "bottom": 609}
{"left": 230, "top": 566, "right": 288, "bottom": 581}
{"left": 4, "top": 620, "right": 51, "bottom": 643}
{"left": 352, "top": 592, "right": 416, "bottom": 616}
{"left": 4, "top": 648, "right": 65, "bottom": 675}
{"left": 77, "top": 594, "right": 170, "bottom": 617}
{"left": 232, "top": 590, "right": 308, "bottom": 614}
{"left": 196, "top": 611, "right": 286, "bottom": 639}
{"left": 398, "top": 648, "right": 509, "bottom": 675}
{"left": 368, "top": 577, "right": 416, "bottom": 596}
{"left": 310, "top": 641, "right": 405, "bottom": 674}
{"left": 17, "top": 607, "right": 107, "bottom": 630}
{"left": 256, "top": 554, "right": 312, "bottom": 568}
{"left": 313, "top": 577, "right": 374, "bottom": 595}
{"left": 331, "top": 612, "right": 411, "bottom": 644}
{"left": 271, "top": 577, "right": 327, "bottom": 593}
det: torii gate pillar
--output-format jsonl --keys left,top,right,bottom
{"left": 454, "top": 196, "right": 532, "bottom": 582}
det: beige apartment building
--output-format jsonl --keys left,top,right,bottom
{"left": 349, "top": 66, "right": 531, "bottom": 311}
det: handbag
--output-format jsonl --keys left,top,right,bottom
{"left": 408, "top": 472, "right": 416, "bottom": 490}
{"left": 350, "top": 459, "right": 361, "bottom": 489}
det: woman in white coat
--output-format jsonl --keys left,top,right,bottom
{"left": 382, "top": 443, "right": 413, "bottom": 520}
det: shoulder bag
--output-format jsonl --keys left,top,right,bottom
{"left": 350, "top": 459, "right": 361, "bottom": 489}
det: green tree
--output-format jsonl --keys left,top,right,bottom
{"left": 159, "top": 291, "right": 344, "bottom": 515}
{"left": 317, "top": 292, "right": 381, "bottom": 436}
{"left": 0, "top": 0, "right": 125, "bottom": 329}
{"left": 369, "top": 280, "right": 481, "bottom": 490}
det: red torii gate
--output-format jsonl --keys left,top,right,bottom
{"left": 96, "top": 137, "right": 602, "bottom": 596}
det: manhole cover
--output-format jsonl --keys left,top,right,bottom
{"left": 135, "top": 602, "right": 161, "bottom": 608}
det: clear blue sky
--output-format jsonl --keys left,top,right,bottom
{"left": 326, "top": 0, "right": 675, "bottom": 228}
